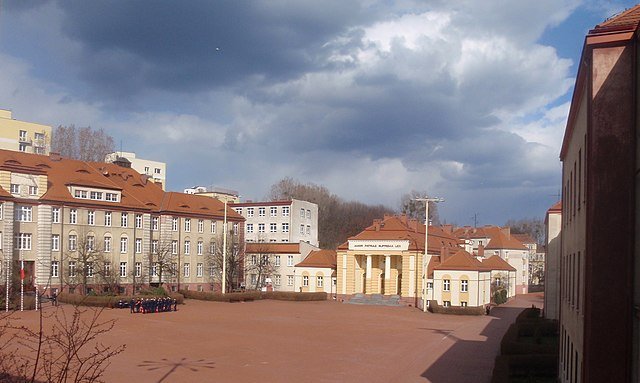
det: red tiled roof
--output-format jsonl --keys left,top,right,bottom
{"left": 593, "top": 5, "right": 640, "bottom": 33}
{"left": 433, "top": 249, "right": 487, "bottom": 271}
{"left": 485, "top": 231, "right": 527, "bottom": 250}
{"left": 512, "top": 233, "right": 535, "bottom": 245}
{"left": 481, "top": 255, "right": 516, "bottom": 271}
{"left": 246, "top": 243, "right": 301, "bottom": 254}
{"left": 296, "top": 250, "right": 337, "bottom": 268}
{"left": 453, "top": 225, "right": 503, "bottom": 240}
{"left": 548, "top": 201, "right": 562, "bottom": 213}
{"left": 337, "top": 215, "right": 461, "bottom": 253}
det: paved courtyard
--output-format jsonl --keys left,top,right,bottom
{"left": 10, "top": 293, "right": 543, "bottom": 382}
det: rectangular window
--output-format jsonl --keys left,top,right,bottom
{"left": 69, "top": 209, "right": 77, "bottom": 224}
{"left": 120, "top": 237, "right": 128, "bottom": 253}
{"left": 443, "top": 279, "right": 450, "bottom": 291}
{"left": 103, "top": 262, "right": 110, "bottom": 277}
{"left": 211, "top": 221, "right": 216, "bottom": 233}
{"left": 233, "top": 223, "right": 238, "bottom": 235}
{"left": 306, "top": 225, "right": 310, "bottom": 235}
{"left": 282, "top": 223, "right": 289, "bottom": 233}
{"left": 74, "top": 189, "right": 87, "bottom": 199}
{"left": 172, "top": 217, "right": 178, "bottom": 231}
{"left": 144, "top": 166, "right": 150, "bottom": 174}
{"left": 19, "top": 143, "right": 26, "bottom": 152}
{"left": 275, "top": 255, "right": 281, "bottom": 267}
{"left": 154, "top": 168, "right": 161, "bottom": 174}
{"left": 121, "top": 212, "right": 128, "bottom": 227}
{"left": 104, "top": 236, "right": 111, "bottom": 252}
{"left": 51, "top": 261, "right": 59, "bottom": 278}
{"left": 275, "top": 274, "right": 281, "bottom": 286}
{"left": 86, "top": 236, "right": 95, "bottom": 251}
{"left": 443, "top": 301, "right": 451, "bottom": 307}
{"left": 152, "top": 263, "right": 158, "bottom": 277}
{"left": 69, "top": 261, "right": 76, "bottom": 277}
{"left": 152, "top": 240, "right": 158, "bottom": 253}
{"left": 87, "top": 210, "right": 95, "bottom": 225}
{"left": 104, "top": 211, "right": 112, "bottom": 226}
{"left": 52, "top": 234, "right": 60, "bottom": 251}
{"left": 52, "top": 207, "right": 60, "bottom": 223}
{"left": 250, "top": 255, "right": 257, "bottom": 265}
{"left": 120, "top": 262, "right": 127, "bottom": 277}
{"left": 247, "top": 208, "right": 254, "bottom": 217}
{"left": 184, "top": 218, "right": 191, "bottom": 232}
{"left": 303, "top": 275, "right": 309, "bottom": 286}
{"left": 258, "top": 207, "right": 265, "bottom": 217}
{"left": 209, "top": 241, "right": 216, "bottom": 254}
{"left": 152, "top": 216, "right": 159, "bottom": 230}
{"left": 270, "top": 206, "right": 277, "bottom": 216}
{"left": 247, "top": 223, "right": 254, "bottom": 233}
{"left": 29, "top": 186, "right": 37, "bottom": 195}
{"left": 105, "top": 193, "right": 118, "bottom": 202}
{"left": 270, "top": 223, "right": 277, "bottom": 233}
{"left": 135, "top": 238, "right": 142, "bottom": 254}
{"left": 172, "top": 240, "right": 178, "bottom": 254}
{"left": 287, "top": 255, "right": 294, "bottom": 267}
{"left": 317, "top": 276, "right": 324, "bottom": 288}
{"left": 287, "top": 275, "right": 294, "bottom": 286}
{"left": 135, "top": 214, "right": 142, "bottom": 229}
{"left": 135, "top": 262, "right": 142, "bottom": 278}
{"left": 19, "top": 130, "right": 27, "bottom": 140}
{"left": 16, "top": 206, "right": 32, "bottom": 222}
{"left": 198, "top": 219, "right": 204, "bottom": 233}
{"left": 90, "top": 191, "right": 103, "bottom": 200}
{"left": 184, "top": 240, "right": 190, "bottom": 255}
{"left": 306, "top": 210, "right": 311, "bottom": 219}
{"left": 68, "top": 235, "right": 77, "bottom": 251}
{"left": 282, "top": 206, "right": 289, "bottom": 217}
{"left": 461, "top": 301, "right": 468, "bottom": 307}
{"left": 300, "top": 225, "right": 304, "bottom": 234}
{"left": 183, "top": 263, "right": 190, "bottom": 277}
{"left": 258, "top": 223, "right": 265, "bottom": 233}
{"left": 10, "top": 184, "right": 19, "bottom": 194}
{"left": 461, "top": 280, "right": 468, "bottom": 292}
{"left": 197, "top": 263, "right": 203, "bottom": 277}
{"left": 87, "top": 262, "right": 94, "bottom": 277}
{"left": 197, "top": 241, "right": 203, "bottom": 255}
{"left": 235, "top": 207, "right": 243, "bottom": 215}
{"left": 300, "top": 208, "right": 305, "bottom": 218}
{"left": 209, "top": 265, "right": 215, "bottom": 277}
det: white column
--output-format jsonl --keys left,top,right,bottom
{"left": 366, "top": 255, "right": 372, "bottom": 280}
{"left": 409, "top": 255, "right": 415, "bottom": 296}
{"left": 385, "top": 255, "right": 391, "bottom": 279}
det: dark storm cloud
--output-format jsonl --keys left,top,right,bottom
{"left": 54, "top": 1, "right": 368, "bottom": 96}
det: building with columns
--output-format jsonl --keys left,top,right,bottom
{"left": 336, "top": 215, "right": 461, "bottom": 308}
{"left": 0, "top": 149, "right": 244, "bottom": 299}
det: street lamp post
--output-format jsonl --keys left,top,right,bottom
{"left": 414, "top": 196, "right": 444, "bottom": 312}
{"left": 222, "top": 199, "right": 228, "bottom": 295}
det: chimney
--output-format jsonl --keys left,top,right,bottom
{"left": 373, "top": 219, "right": 382, "bottom": 231}
{"left": 478, "top": 244, "right": 485, "bottom": 257}
{"left": 501, "top": 227, "right": 511, "bottom": 238}
{"left": 442, "top": 224, "right": 453, "bottom": 234}
{"left": 49, "top": 152, "right": 61, "bottom": 161}
{"left": 440, "top": 246, "right": 450, "bottom": 263}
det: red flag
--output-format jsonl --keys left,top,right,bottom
{"left": 20, "top": 267, "right": 24, "bottom": 280}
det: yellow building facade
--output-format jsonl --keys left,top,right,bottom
{"left": 0, "top": 109, "right": 51, "bottom": 155}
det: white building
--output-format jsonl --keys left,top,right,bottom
{"left": 294, "top": 249, "right": 337, "bottom": 295}
{"left": 105, "top": 151, "right": 166, "bottom": 190}
{"left": 231, "top": 199, "right": 319, "bottom": 247}
{"left": 183, "top": 185, "right": 240, "bottom": 204}
{"left": 245, "top": 241, "right": 318, "bottom": 291}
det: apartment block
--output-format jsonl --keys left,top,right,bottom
{"left": 0, "top": 109, "right": 51, "bottom": 155}
{"left": 231, "top": 199, "right": 319, "bottom": 247}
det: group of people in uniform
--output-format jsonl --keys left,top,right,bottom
{"left": 127, "top": 297, "right": 177, "bottom": 314}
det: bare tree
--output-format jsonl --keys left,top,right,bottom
{"left": 52, "top": 125, "right": 115, "bottom": 162}
{"left": 504, "top": 217, "right": 545, "bottom": 246}
{"left": 205, "top": 232, "right": 244, "bottom": 292}
{"left": 62, "top": 232, "right": 106, "bottom": 296}
{"left": 0, "top": 304, "right": 125, "bottom": 383}
{"left": 399, "top": 190, "right": 441, "bottom": 225}
{"left": 147, "top": 239, "right": 178, "bottom": 287}
{"left": 245, "top": 243, "right": 279, "bottom": 290}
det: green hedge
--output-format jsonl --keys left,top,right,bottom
{"left": 428, "top": 300, "right": 486, "bottom": 315}
{"left": 180, "top": 290, "right": 327, "bottom": 302}
{"left": 58, "top": 292, "right": 184, "bottom": 308}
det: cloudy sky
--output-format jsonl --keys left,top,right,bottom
{"left": 0, "top": 1, "right": 635, "bottom": 225}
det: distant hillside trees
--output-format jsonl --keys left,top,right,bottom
{"left": 504, "top": 217, "right": 545, "bottom": 246}
{"left": 52, "top": 125, "right": 115, "bottom": 162}
{"left": 267, "top": 178, "right": 394, "bottom": 249}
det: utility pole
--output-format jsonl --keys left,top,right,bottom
{"left": 414, "top": 196, "right": 444, "bottom": 312}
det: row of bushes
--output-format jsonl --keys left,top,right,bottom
{"left": 57, "top": 292, "right": 184, "bottom": 308}
{"left": 180, "top": 290, "right": 328, "bottom": 303}
{"left": 427, "top": 300, "right": 486, "bottom": 315}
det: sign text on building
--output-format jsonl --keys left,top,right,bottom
{"left": 348, "top": 240, "right": 409, "bottom": 251}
